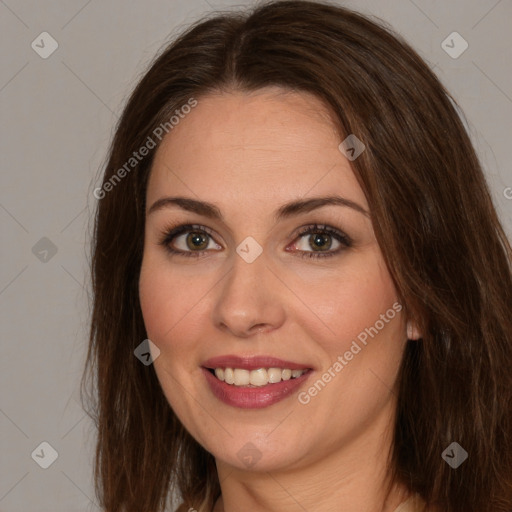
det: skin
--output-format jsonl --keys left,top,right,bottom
{"left": 139, "top": 87, "right": 422, "bottom": 512}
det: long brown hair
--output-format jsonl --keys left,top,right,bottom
{"left": 82, "top": 1, "right": 512, "bottom": 511}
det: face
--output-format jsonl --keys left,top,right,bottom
{"left": 139, "top": 87, "right": 409, "bottom": 473}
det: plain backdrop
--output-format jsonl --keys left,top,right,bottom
{"left": 1, "top": 1, "right": 511, "bottom": 511}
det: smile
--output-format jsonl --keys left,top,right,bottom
{"left": 202, "top": 367, "right": 313, "bottom": 409}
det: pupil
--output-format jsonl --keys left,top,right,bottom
{"left": 188, "top": 232, "right": 207, "bottom": 250}
{"left": 312, "top": 233, "right": 331, "bottom": 251}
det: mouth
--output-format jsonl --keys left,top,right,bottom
{"left": 201, "top": 355, "right": 314, "bottom": 408}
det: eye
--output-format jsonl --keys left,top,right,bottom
{"left": 289, "top": 224, "right": 352, "bottom": 259}
{"left": 158, "top": 222, "right": 352, "bottom": 259}
{"left": 159, "top": 224, "right": 221, "bottom": 258}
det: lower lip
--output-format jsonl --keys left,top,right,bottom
{"left": 202, "top": 367, "right": 313, "bottom": 409}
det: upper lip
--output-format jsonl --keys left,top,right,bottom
{"left": 202, "top": 355, "right": 313, "bottom": 371}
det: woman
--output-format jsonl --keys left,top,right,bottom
{"left": 82, "top": 1, "right": 512, "bottom": 511}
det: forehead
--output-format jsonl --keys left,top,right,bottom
{"left": 147, "top": 88, "right": 367, "bottom": 210}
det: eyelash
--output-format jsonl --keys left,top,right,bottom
{"left": 158, "top": 223, "right": 352, "bottom": 259}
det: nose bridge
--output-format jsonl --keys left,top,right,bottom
{"left": 212, "top": 245, "right": 285, "bottom": 336}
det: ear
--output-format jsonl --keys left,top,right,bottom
{"left": 407, "top": 321, "right": 422, "bottom": 340}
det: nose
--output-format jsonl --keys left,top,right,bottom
{"left": 211, "top": 250, "right": 286, "bottom": 338}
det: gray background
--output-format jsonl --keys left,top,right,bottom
{"left": 1, "top": 0, "right": 511, "bottom": 511}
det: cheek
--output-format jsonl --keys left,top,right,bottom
{"left": 301, "top": 252, "right": 399, "bottom": 351}
{"left": 138, "top": 254, "right": 212, "bottom": 355}
{"left": 139, "top": 256, "right": 183, "bottom": 344}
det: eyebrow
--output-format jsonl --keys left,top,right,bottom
{"left": 147, "top": 195, "right": 369, "bottom": 221}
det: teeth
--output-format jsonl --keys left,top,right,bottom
{"left": 267, "top": 368, "right": 282, "bottom": 383}
{"left": 224, "top": 368, "right": 234, "bottom": 385}
{"left": 212, "top": 367, "right": 308, "bottom": 387}
{"left": 234, "top": 368, "right": 251, "bottom": 386}
{"left": 249, "top": 368, "right": 267, "bottom": 386}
